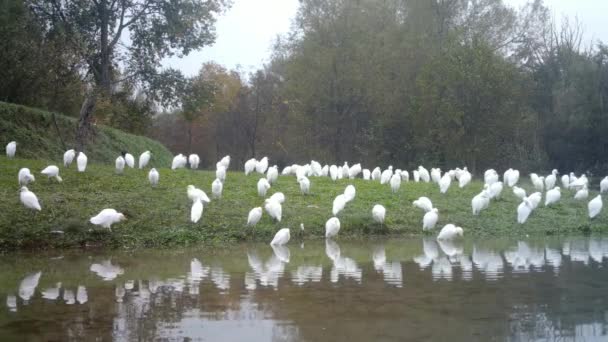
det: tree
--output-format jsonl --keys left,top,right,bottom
{"left": 27, "top": 0, "right": 230, "bottom": 150}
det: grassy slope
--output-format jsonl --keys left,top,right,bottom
{"left": 0, "top": 101, "right": 173, "bottom": 165}
{"left": 1, "top": 155, "right": 605, "bottom": 250}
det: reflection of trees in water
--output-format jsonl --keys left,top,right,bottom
{"left": 3, "top": 237, "right": 608, "bottom": 341}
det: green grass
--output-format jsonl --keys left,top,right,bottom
{"left": 1, "top": 155, "right": 606, "bottom": 251}
{"left": 0, "top": 101, "right": 173, "bottom": 165}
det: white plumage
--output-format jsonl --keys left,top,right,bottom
{"left": 269, "top": 192, "right": 286, "bottom": 204}
{"left": 413, "top": 197, "right": 433, "bottom": 212}
{"left": 266, "top": 166, "right": 279, "bottom": 184}
{"left": 256, "top": 157, "right": 269, "bottom": 174}
{"left": 390, "top": 173, "right": 401, "bottom": 193}
{"left": 247, "top": 207, "right": 263, "bottom": 226}
{"left": 257, "top": 178, "right": 271, "bottom": 197}
{"left": 439, "top": 174, "right": 451, "bottom": 194}
{"left": 380, "top": 168, "right": 393, "bottom": 185}
{"left": 325, "top": 217, "right": 341, "bottom": 238}
{"left": 545, "top": 187, "right": 561, "bottom": 206}
{"left": 528, "top": 192, "right": 542, "bottom": 209}
{"left": 265, "top": 199, "right": 282, "bottom": 222}
{"left": 329, "top": 165, "right": 339, "bottom": 181}
{"left": 139, "top": 151, "right": 151, "bottom": 169}
{"left": 41, "top": 165, "right": 62, "bottom": 182}
{"left": 488, "top": 182, "right": 503, "bottom": 199}
{"left": 431, "top": 168, "right": 441, "bottom": 183}
{"left": 348, "top": 163, "right": 362, "bottom": 179}
{"left": 115, "top": 156, "right": 125, "bottom": 174}
{"left": 362, "top": 169, "right": 371, "bottom": 180}
{"left": 561, "top": 174, "right": 570, "bottom": 188}
{"left": 458, "top": 171, "right": 472, "bottom": 188}
{"left": 333, "top": 194, "right": 347, "bottom": 216}
{"left": 187, "top": 185, "right": 211, "bottom": 204}
{"left": 216, "top": 166, "right": 227, "bottom": 182}
{"left": 77, "top": 152, "right": 88, "bottom": 172}
{"left": 89, "top": 209, "right": 125, "bottom": 230}
{"left": 371, "top": 167, "right": 381, "bottom": 181}
{"left": 437, "top": 224, "right": 463, "bottom": 240}
{"left": 423, "top": 208, "right": 439, "bottom": 230}
{"left": 513, "top": 186, "right": 526, "bottom": 200}
{"left": 20, "top": 186, "right": 41, "bottom": 211}
{"left": 574, "top": 186, "right": 588, "bottom": 200}
{"left": 18, "top": 168, "right": 35, "bottom": 185}
{"left": 124, "top": 153, "right": 135, "bottom": 168}
{"left": 372, "top": 204, "right": 386, "bottom": 224}
{"left": 517, "top": 198, "right": 534, "bottom": 224}
{"left": 418, "top": 166, "right": 430, "bottom": 182}
{"left": 600, "top": 177, "right": 608, "bottom": 193}
{"left": 588, "top": 195, "right": 603, "bottom": 219}
{"left": 148, "top": 168, "right": 159, "bottom": 186}
{"left": 299, "top": 176, "right": 311, "bottom": 194}
{"left": 344, "top": 185, "right": 356, "bottom": 202}
{"left": 63, "top": 149, "right": 76, "bottom": 167}
{"left": 471, "top": 190, "right": 490, "bottom": 215}
{"left": 6, "top": 141, "right": 16, "bottom": 158}
{"left": 171, "top": 154, "right": 187, "bottom": 170}
{"left": 545, "top": 169, "right": 558, "bottom": 190}
{"left": 244, "top": 158, "right": 256, "bottom": 175}
{"left": 413, "top": 170, "right": 420, "bottom": 182}
{"left": 270, "top": 228, "right": 290, "bottom": 245}
{"left": 191, "top": 199, "right": 203, "bottom": 223}
{"left": 212, "top": 178, "right": 223, "bottom": 198}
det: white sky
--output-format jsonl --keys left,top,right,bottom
{"left": 162, "top": 0, "right": 608, "bottom": 76}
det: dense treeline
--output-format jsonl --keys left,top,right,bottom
{"left": 150, "top": 0, "right": 608, "bottom": 174}
{"left": 1, "top": 0, "right": 607, "bottom": 174}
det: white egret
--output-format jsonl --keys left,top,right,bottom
{"left": 89, "top": 209, "right": 125, "bottom": 231}
{"left": 459, "top": 171, "right": 472, "bottom": 188}
{"left": 574, "top": 186, "right": 588, "bottom": 200}
{"left": 545, "top": 169, "right": 558, "bottom": 190}
{"left": 77, "top": 152, "right": 87, "bottom": 172}
{"left": 266, "top": 166, "right": 279, "bottom": 184}
{"left": 505, "top": 169, "right": 519, "bottom": 187}
{"left": 333, "top": 194, "right": 347, "bottom": 216}
{"left": 439, "top": 173, "right": 451, "bottom": 194}
{"left": 186, "top": 185, "right": 211, "bottom": 204}
{"left": 257, "top": 178, "right": 271, "bottom": 197}
{"left": 528, "top": 192, "right": 542, "bottom": 209}
{"left": 18, "top": 272, "right": 41, "bottom": 301}
{"left": 431, "top": 168, "right": 441, "bottom": 183}
{"left": 41, "top": 165, "right": 62, "bottom": 182}
{"left": 380, "top": 167, "right": 393, "bottom": 185}
{"left": 561, "top": 174, "right": 570, "bottom": 188}
{"left": 219, "top": 155, "right": 231, "bottom": 170}
{"left": 517, "top": 198, "right": 534, "bottom": 224}
{"left": 601, "top": 177, "right": 608, "bottom": 193}
{"left": 171, "top": 154, "right": 187, "bottom": 170}
{"left": 513, "top": 186, "right": 526, "bottom": 200}
{"left": 418, "top": 166, "right": 430, "bottom": 182}
{"left": 265, "top": 199, "right": 282, "bottom": 222}
{"left": 191, "top": 199, "right": 203, "bottom": 223}
{"left": 341, "top": 162, "right": 350, "bottom": 178}
{"left": 390, "top": 173, "right": 401, "bottom": 193}
{"left": 269, "top": 192, "right": 285, "bottom": 204}
{"left": 569, "top": 175, "right": 588, "bottom": 190}
{"left": 20, "top": 186, "right": 41, "bottom": 211}
{"left": 531, "top": 174, "right": 544, "bottom": 192}
{"left": 282, "top": 165, "right": 293, "bottom": 175}
{"left": 299, "top": 176, "right": 311, "bottom": 195}
{"left": 124, "top": 153, "right": 135, "bottom": 168}
{"left": 437, "top": 224, "right": 463, "bottom": 240}
{"left": 187, "top": 154, "right": 200, "bottom": 169}
{"left": 401, "top": 170, "right": 410, "bottom": 182}
{"left": 321, "top": 165, "right": 329, "bottom": 177}
{"left": 484, "top": 169, "right": 498, "bottom": 185}
{"left": 413, "top": 170, "right": 420, "bottom": 182}
{"left": 348, "top": 163, "right": 362, "bottom": 179}
{"left": 270, "top": 228, "right": 290, "bottom": 245}
{"left": 212, "top": 178, "right": 223, "bottom": 199}
{"left": 63, "top": 149, "right": 76, "bottom": 167}
{"left": 371, "top": 167, "right": 381, "bottom": 181}
{"left": 588, "top": 195, "right": 603, "bottom": 219}
{"left": 372, "top": 204, "right": 386, "bottom": 224}
{"left": 472, "top": 190, "right": 490, "bottom": 215}
{"left": 18, "top": 168, "right": 35, "bottom": 185}
{"left": 423, "top": 208, "right": 439, "bottom": 230}
{"left": 256, "top": 157, "right": 269, "bottom": 174}
{"left": 325, "top": 217, "right": 341, "bottom": 238}
{"left": 216, "top": 166, "right": 227, "bottom": 182}
{"left": 362, "top": 169, "right": 371, "bottom": 180}
{"left": 6, "top": 141, "right": 16, "bottom": 158}
{"left": 148, "top": 168, "right": 159, "bottom": 187}
{"left": 344, "top": 185, "right": 356, "bottom": 203}
{"left": 329, "top": 165, "right": 339, "bottom": 181}
{"left": 138, "top": 151, "right": 151, "bottom": 169}
{"left": 244, "top": 158, "right": 256, "bottom": 175}
{"left": 545, "top": 187, "right": 561, "bottom": 206}
{"left": 488, "top": 181, "right": 503, "bottom": 199}
{"left": 247, "top": 207, "right": 263, "bottom": 226}
{"left": 115, "top": 156, "right": 125, "bottom": 174}
{"left": 413, "top": 197, "right": 433, "bottom": 212}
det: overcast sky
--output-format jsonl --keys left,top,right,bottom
{"left": 162, "top": 0, "right": 608, "bottom": 76}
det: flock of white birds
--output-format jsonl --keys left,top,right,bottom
{"left": 6, "top": 140, "right": 607, "bottom": 246}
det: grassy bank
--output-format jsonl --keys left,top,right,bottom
{"left": 0, "top": 102, "right": 173, "bottom": 165}
{"left": 1, "top": 155, "right": 606, "bottom": 251}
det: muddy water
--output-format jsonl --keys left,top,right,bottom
{"left": 1, "top": 236, "right": 608, "bottom": 341}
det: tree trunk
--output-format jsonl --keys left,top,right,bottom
{"left": 187, "top": 122, "right": 193, "bottom": 155}
{"left": 75, "top": 93, "right": 97, "bottom": 152}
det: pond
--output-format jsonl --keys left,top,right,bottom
{"left": 1, "top": 236, "right": 608, "bottom": 341}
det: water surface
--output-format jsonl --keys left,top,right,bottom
{"left": 1, "top": 236, "right": 608, "bottom": 341}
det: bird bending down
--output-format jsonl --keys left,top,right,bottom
{"left": 247, "top": 207, "right": 263, "bottom": 226}
{"left": 90, "top": 209, "right": 125, "bottom": 231}
{"left": 423, "top": 208, "right": 439, "bottom": 230}
{"left": 191, "top": 199, "right": 203, "bottom": 223}
{"left": 325, "top": 217, "right": 341, "bottom": 239}
{"left": 437, "top": 224, "right": 463, "bottom": 240}
{"left": 41, "top": 165, "right": 62, "bottom": 182}
{"left": 18, "top": 168, "right": 35, "bottom": 185}
{"left": 413, "top": 197, "right": 433, "bottom": 212}
{"left": 517, "top": 198, "right": 534, "bottom": 224}
{"left": 270, "top": 228, "right": 290, "bottom": 245}
{"left": 265, "top": 199, "right": 282, "bottom": 222}
{"left": 20, "top": 186, "right": 41, "bottom": 211}
{"left": 372, "top": 204, "right": 386, "bottom": 224}
{"left": 333, "top": 194, "right": 347, "bottom": 216}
